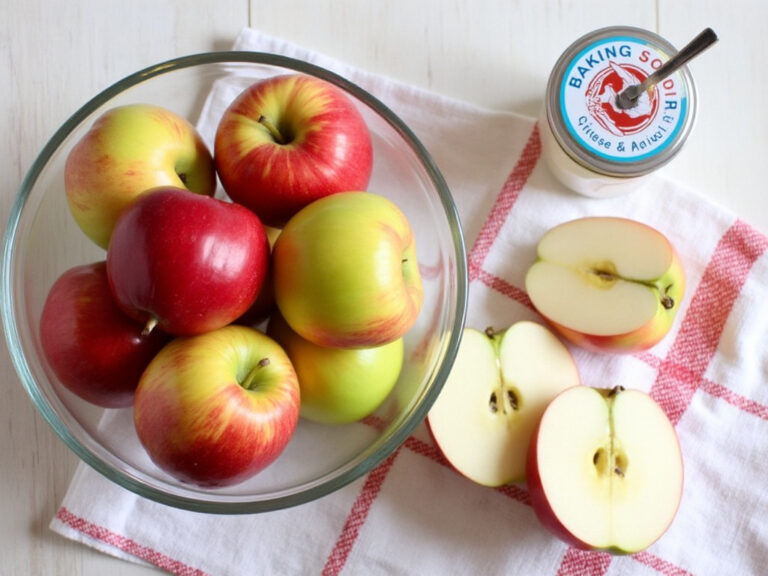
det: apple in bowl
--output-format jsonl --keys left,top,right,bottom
{"left": 427, "top": 321, "right": 580, "bottom": 487}
{"left": 525, "top": 217, "right": 685, "bottom": 353}
{"left": 65, "top": 104, "right": 216, "bottom": 249}
{"left": 527, "top": 385, "right": 684, "bottom": 554}
{"left": 214, "top": 73, "right": 373, "bottom": 227}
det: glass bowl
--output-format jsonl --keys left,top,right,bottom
{"left": 1, "top": 52, "right": 467, "bottom": 513}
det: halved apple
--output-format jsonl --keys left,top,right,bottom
{"left": 426, "top": 321, "right": 580, "bottom": 487}
{"left": 527, "top": 385, "right": 684, "bottom": 554}
{"left": 525, "top": 217, "right": 685, "bottom": 353}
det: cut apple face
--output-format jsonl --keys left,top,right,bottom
{"left": 427, "top": 321, "right": 580, "bottom": 487}
{"left": 527, "top": 386, "right": 683, "bottom": 554}
{"left": 525, "top": 217, "right": 685, "bottom": 353}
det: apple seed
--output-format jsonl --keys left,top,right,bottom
{"left": 489, "top": 391, "right": 499, "bottom": 413}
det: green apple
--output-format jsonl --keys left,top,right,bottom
{"left": 267, "top": 313, "right": 403, "bottom": 424}
{"left": 525, "top": 217, "right": 685, "bottom": 353}
{"left": 65, "top": 104, "right": 216, "bottom": 248}
{"left": 272, "top": 191, "right": 423, "bottom": 349}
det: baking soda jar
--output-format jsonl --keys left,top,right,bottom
{"left": 540, "top": 26, "right": 697, "bottom": 198}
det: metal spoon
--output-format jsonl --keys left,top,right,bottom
{"left": 615, "top": 27, "right": 718, "bottom": 110}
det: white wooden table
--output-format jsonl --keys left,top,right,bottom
{"left": 2, "top": 1, "right": 765, "bottom": 573}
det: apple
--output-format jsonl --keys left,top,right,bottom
{"left": 39, "top": 262, "right": 171, "bottom": 408}
{"left": 214, "top": 73, "right": 373, "bottom": 227}
{"left": 272, "top": 191, "right": 423, "bottom": 348}
{"left": 133, "top": 324, "right": 300, "bottom": 487}
{"left": 525, "top": 217, "right": 685, "bottom": 353}
{"left": 235, "top": 225, "right": 282, "bottom": 327}
{"left": 267, "top": 313, "right": 403, "bottom": 424}
{"left": 106, "top": 186, "right": 269, "bottom": 336}
{"left": 65, "top": 104, "right": 216, "bottom": 249}
{"left": 527, "top": 385, "right": 684, "bottom": 554}
{"left": 426, "top": 322, "right": 580, "bottom": 487}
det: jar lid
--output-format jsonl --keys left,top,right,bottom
{"left": 544, "top": 26, "right": 697, "bottom": 178}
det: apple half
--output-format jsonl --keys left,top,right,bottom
{"left": 527, "top": 385, "right": 684, "bottom": 554}
{"left": 525, "top": 217, "right": 685, "bottom": 353}
{"left": 426, "top": 321, "right": 580, "bottom": 487}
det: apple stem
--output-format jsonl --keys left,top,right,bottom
{"left": 607, "top": 385, "right": 625, "bottom": 398}
{"left": 141, "top": 317, "right": 158, "bottom": 337}
{"left": 241, "top": 357, "right": 271, "bottom": 390}
{"left": 258, "top": 115, "right": 286, "bottom": 145}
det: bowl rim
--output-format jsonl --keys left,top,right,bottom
{"left": 1, "top": 50, "right": 468, "bottom": 513}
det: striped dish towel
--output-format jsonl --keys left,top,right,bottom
{"left": 50, "top": 28, "right": 768, "bottom": 576}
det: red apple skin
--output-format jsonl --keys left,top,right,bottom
{"left": 39, "top": 262, "right": 171, "bottom": 408}
{"left": 526, "top": 419, "right": 596, "bottom": 552}
{"left": 214, "top": 74, "right": 373, "bottom": 227}
{"left": 106, "top": 187, "right": 270, "bottom": 336}
{"left": 133, "top": 325, "right": 300, "bottom": 487}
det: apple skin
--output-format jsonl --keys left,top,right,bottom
{"left": 39, "top": 262, "right": 171, "bottom": 408}
{"left": 272, "top": 191, "right": 423, "bottom": 348}
{"left": 525, "top": 217, "right": 686, "bottom": 354}
{"left": 65, "top": 104, "right": 216, "bottom": 249}
{"left": 133, "top": 325, "right": 300, "bottom": 487}
{"left": 214, "top": 73, "right": 373, "bottom": 227}
{"left": 106, "top": 186, "right": 269, "bottom": 336}
{"left": 526, "top": 386, "right": 684, "bottom": 555}
{"left": 267, "top": 313, "right": 403, "bottom": 424}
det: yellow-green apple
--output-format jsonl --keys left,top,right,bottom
{"left": 525, "top": 217, "right": 685, "bottom": 353}
{"left": 65, "top": 104, "right": 216, "bottom": 249}
{"left": 39, "top": 262, "right": 171, "bottom": 408}
{"left": 214, "top": 73, "right": 373, "bottom": 227}
{"left": 267, "top": 313, "right": 403, "bottom": 424}
{"left": 133, "top": 324, "right": 300, "bottom": 487}
{"left": 527, "top": 385, "right": 684, "bottom": 554}
{"left": 106, "top": 187, "right": 269, "bottom": 336}
{"left": 272, "top": 191, "right": 423, "bottom": 348}
{"left": 426, "top": 322, "right": 580, "bottom": 487}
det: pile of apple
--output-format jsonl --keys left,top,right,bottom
{"left": 40, "top": 73, "right": 424, "bottom": 488}
{"left": 428, "top": 216, "right": 686, "bottom": 555}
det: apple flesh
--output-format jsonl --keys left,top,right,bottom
{"left": 267, "top": 313, "right": 403, "bottom": 424}
{"left": 426, "top": 322, "right": 580, "bottom": 487}
{"left": 527, "top": 385, "right": 684, "bottom": 554}
{"left": 214, "top": 73, "right": 373, "bottom": 227}
{"left": 133, "top": 325, "right": 300, "bottom": 487}
{"left": 273, "top": 191, "right": 423, "bottom": 349}
{"left": 65, "top": 104, "right": 216, "bottom": 249}
{"left": 39, "top": 262, "right": 171, "bottom": 408}
{"left": 525, "top": 217, "right": 685, "bottom": 353}
{"left": 107, "top": 186, "right": 270, "bottom": 336}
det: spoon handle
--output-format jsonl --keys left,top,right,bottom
{"left": 616, "top": 27, "right": 718, "bottom": 109}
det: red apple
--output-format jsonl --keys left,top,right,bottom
{"left": 39, "top": 262, "right": 171, "bottom": 408}
{"left": 214, "top": 73, "right": 373, "bottom": 227}
{"left": 106, "top": 186, "right": 269, "bottom": 336}
{"left": 527, "top": 385, "right": 684, "bottom": 554}
{"left": 134, "top": 325, "right": 300, "bottom": 487}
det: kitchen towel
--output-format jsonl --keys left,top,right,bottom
{"left": 50, "top": 27, "right": 768, "bottom": 576}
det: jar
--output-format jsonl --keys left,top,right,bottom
{"left": 539, "top": 26, "right": 697, "bottom": 198}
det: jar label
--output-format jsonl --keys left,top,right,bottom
{"left": 559, "top": 35, "right": 689, "bottom": 163}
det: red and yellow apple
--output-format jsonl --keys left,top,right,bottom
{"left": 527, "top": 385, "right": 684, "bottom": 554}
{"left": 267, "top": 313, "right": 403, "bottom": 424}
{"left": 107, "top": 186, "right": 269, "bottom": 336}
{"left": 39, "top": 261, "right": 171, "bottom": 408}
{"left": 525, "top": 217, "right": 685, "bottom": 353}
{"left": 272, "top": 191, "right": 423, "bottom": 348}
{"left": 133, "top": 325, "right": 300, "bottom": 487}
{"left": 427, "top": 322, "right": 580, "bottom": 487}
{"left": 214, "top": 73, "right": 373, "bottom": 227}
{"left": 65, "top": 104, "right": 216, "bottom": 249}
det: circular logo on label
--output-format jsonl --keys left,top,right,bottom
{"left": 585, "top": 62, "right": 659, "bottom": 136}
{"left": 558, "top": 35, "right": 689, "bottom": 164}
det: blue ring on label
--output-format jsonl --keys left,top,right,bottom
{"left": 559, "top": 35, "right": 689, "bottom": 164}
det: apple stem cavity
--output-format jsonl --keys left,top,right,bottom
{"left": 141, "top": 316, "right": 159, "bottom": 337}
{"left": 258, "top": 115, "right": 290, "bottom": 145}
{"left": 241, "top": 357, "right": 271, "bottom": 391}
